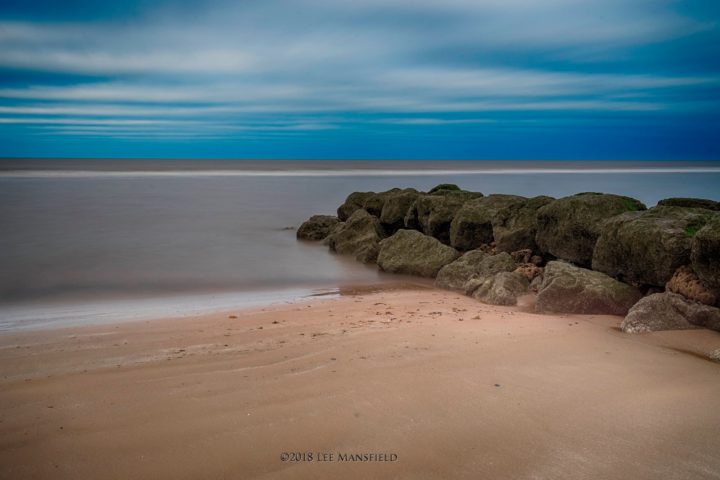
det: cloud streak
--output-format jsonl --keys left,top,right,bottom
{"left": 0, "top": 0, "right": 718, "bottom": 158}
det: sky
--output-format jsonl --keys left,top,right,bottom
{"left": 0, "top": 0, "right": 718, "bottom": 160}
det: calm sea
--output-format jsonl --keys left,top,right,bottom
{"left": 1, "top": 160, "right": 719, "bottom": 330}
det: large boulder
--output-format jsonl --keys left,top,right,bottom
{"left": 535, "top": 193, "right": 646, "bottom": 267}
{"left": 657, "top": 198, "right": 720, "bottom": 211}
{"left": 472, "top": 272, "right": 529, "bottom": 306}
{"left": 428, "top": 183, "right": 462, "bottom": 194}
{"left": 377, "top": 229, "right": 460, "bottom": 277}
{"left": 296, "top": 215, "right": 340, "bottom": 241}
{"left": 434, "top": 250, "right": 515, "bottom": 291}
{"left": 326, "top": 209, "right": 384, "bottom": 263}
{"left": 493, "top": 196, "right": 555, "bottom": 253}
{"left": 592, "top": 206, "right": 717, "bottom": 287}
{"left": 449, "top": 194, "right": 526, "bottom": 251}
{"left": 691, "top": 215, "right": 720, "bottom": 289}
{"left": 434, "top": 250, "right": 489, "bottom": 290}
{"left": 379, "top": 188, "right": 421, "bottom": 234}
{"left": 462, "top": 253, "right": 519, "bottom": 294}
{"left": 405, "top": 191, "right": 483, "bottom": 244}
{"left": 665, "top": 265, "right": 718, "bottom": 306}
{"left": 536, "top": 261, "right": 642, "bottom": 315}
{"left": 337, "top": 192, "right": 374, "bottom": 221}
{"left": 621, "top": 292, "right": 720, "bottom": 333}
{"left": 361, "top": 189, "right": 403, "bottom": 217}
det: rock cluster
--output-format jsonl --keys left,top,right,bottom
{"left": 298, "top": 185, "right": 720, "bottom": 333}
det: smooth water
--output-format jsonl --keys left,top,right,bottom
{"left": 1, "top": 160, "right": 719, "bottom": 330}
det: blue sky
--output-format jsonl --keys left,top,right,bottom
{"left": 0, "top": 0, "right": 718, "bottom": 160}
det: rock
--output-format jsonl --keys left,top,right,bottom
{"left": 709, "top": 349, "right": 720, "bottom": 363}
{"left": 296, "top": 215, "right": 340, "bottom": 241}
{"left": 434, "top": 250, "right": 489, "bottom": 290}
{"left": 514, "top": 264, "right": 543, "bottom": 281}
{"left": 377, "top": 229, "right": 460, "bottom": 277}
{"left": 666, "top": 265, "right": 718, "bottom": 306}
{"left": 428, "top": 183, "right": 462, "bottom": 194}
{"left": 326, "top": 209, "right": 384, "bottom": 263}
{"left": 658, "top": 198, "right": 720, "bottom": 211}
{"left": 530, "top": 255, "right": 543, "bottom": 266}
{"left": 337, "top": 192, "right": 374, "bottom": 221}
{"left": 405, "top": 191, "right": 482, "bottom": 244}
{"left": 592, "top": 206, "right": 717, "bottom": 287}
{"left": 379, "top": 188, "right": 420, "bottom": 233}
{"left": 322, "top": 222, "right": 344, "bottom": 246}
{"left": 536, "top": 193, "right": 646, "bottom": 267}
{"left": 435, "top": 250, "right": 517, "bottom": 291}
{"left": 449, "top": 194, "right": 526, "bottom": 251}
{"left": 536, "top": 261, "right": 642, "bottom": 315}
{"left": 529, "top": 275, "right": 543, "bottom": 293}
{"left": 472, "top": 272, "right": 530, "bottom": 306}
{"left": 691, "top": 215, "right": 720, "bottom": 289}
{"left": 511, "top": 249, "right": 532, "bottom": 264}
{"left": 493, "top": 196, "right": 555, "bottom": 253}
{"left": 462, "top": 252, "right": 518, "bottom": 295}
{"left": 621, "top": 292, "right": 720, "bottom": 333}
{"left": 362, "top": 189, "right": 402, "bottom": 217}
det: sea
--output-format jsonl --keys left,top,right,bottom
{"left": 1, "top": 159, "right": 719, "bottom": 331}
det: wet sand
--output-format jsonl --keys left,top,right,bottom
{"left": 1, "top": 288, "right": 720, "bottom": 479}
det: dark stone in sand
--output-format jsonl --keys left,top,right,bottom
{"left": 535, "top": 193, "right": 646, "bottom": 267}
{"left": 377, "top": 229, "right": 460, "bottom": 278}
{"left": 296, "top": 215, "right": 340, "bottom": 241}
{"left": 326, "top": 209, "right": 384, "bottom": 264}
{"left": 592, "top": 206, "right": 717, "bottom": 287}
{"left": 471, "top": 271, "right": 529, "bottom": 306}
{"left": 621, "top": 292, "right": 720, "bottom": 333}
{"left": 435, "top": 250, "right": 515, "bottom": 291}
{"left": 536, "top": 261, "right": 642, "bottom": 315}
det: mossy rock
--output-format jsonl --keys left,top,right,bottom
{"left": 296, "top": 215, "right": 340, "bottom": 241}
{"left": 592, "top": 206, "right": 717, "bottom": 287}
{"left": 472, "top": 271, "right": 529, "bottom": 306}
{"left": 691, "top": 215, "right": 720, "bottom": 289}
{"left": 379, "top": 188, "right": 420, "bottom": 234}
{"left": 377, "top": 229, "right": 460, "bottom": 278}
{"left": 337, "top": 192, "right": 374, "bottom": 221}
{"left": 434, "top": 250, "right": 515, "bottom": 291}
{"left": 326, "top": 209, "right": 384, "bottom": 264}
{"left": 535, "top": 193, "right": 646, "bottom": 267}
{"left": 449, "top": 194, "right": 526, "bottom": 251}
{"left": 405, "top": 191, "right": 483, "bottom": 244}
{"left": 657, "top": 198, "right": 720, "bottom": 211}
{"left": 536, "top": 261, "right": 642, "bottom": 315}
{"left": 428, "top": 184, "right": 462, "bottom": 194}
{"left": 621, "top": 292, "right": 720, "bottom": 333}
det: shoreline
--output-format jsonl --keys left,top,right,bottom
{"left": 1, "top": 288, "right": 719, "bottom": 479}
{"left": 0, "top": 280, "right": 434, "bottom": 333}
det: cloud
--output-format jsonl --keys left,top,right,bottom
{"left": 0, "top": 0, "right": 717, "bottom": 146}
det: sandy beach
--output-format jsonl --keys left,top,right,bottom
{"left": 1, "top": 287, "right": 720, "bottom": 480}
